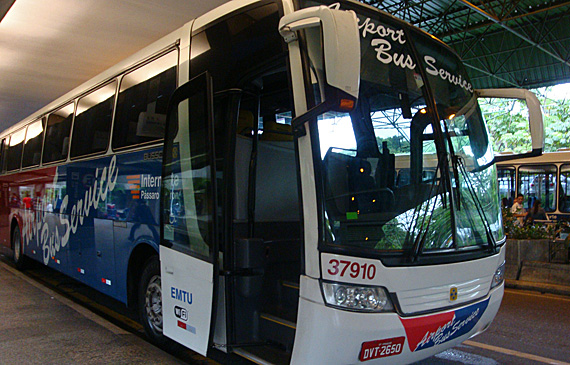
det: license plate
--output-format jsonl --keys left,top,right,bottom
{"left": 359, "top": 336, "right": 406, "bottom": 361}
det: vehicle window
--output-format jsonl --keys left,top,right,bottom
{"left": 163, "top": 74, "right": 214, "bottom": 260}
{"left": 6, "top": 128, "right": 26, "bottom": 171}
{"left": 113, "top": 50, "right": 177, "bottom": 149}
{"left": 497, "top": 167, "right": 516, "bottom": 207}
{"left": 71, "top": 81, "right": 117, "bottom": 158}
{"left": 190, "top": 3, "right": 283, "bottom": 92}
{"left": 22, "top": 118, "right": 45, "bottom": 168}
{"left": 43, "top": 103, "right": 74, "bottom": 164}
{"left": 560, "top": 164, "right": 570, "bottom": 213}
{"left": 518, "top": 165, "right": 557, "bottom": 212}
{"left": 0, "top": 138, "right": 6, "bottom": 173}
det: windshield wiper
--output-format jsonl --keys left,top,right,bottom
{"left": 454, "top": 155, "right": 497, "bottom": 249}
{"left": 409, "top": 155, "right": 445, "bottom": 261}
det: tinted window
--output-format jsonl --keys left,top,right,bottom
{"left": 113, "top": 51, "right": 177, "bottom": 149}
{"left": 22, "top": 118, "right": 45, "bottom": 168}
{"left": 6, "top": 127, "right": 26, "bottom": 171}
{"left": 190, "top": 3, "right": 283, "bottom": 92}
{"left": 71, "top": 81, "right": 117, "bottom": 158}
{"left": 162, "top": 74, "right": 214, "bottom": 260}
{"left": 0, "top": 138, "right": 6, "bottom": 173}
{"left": 43, "top": 103, "right": 74, "bottom": 164}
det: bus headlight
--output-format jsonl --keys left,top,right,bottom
{"left": 321, "top": 282, "right": 394, "bottom": 312}
{"left": 490, "top": 261, "right": 505, "bottom": 289}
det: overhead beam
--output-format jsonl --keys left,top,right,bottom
{"left": 457, "top": 0, "right": 570, "bottom": 68}
{"left": 438, "top": 1, "right": 570, "bottom": 39}
{"left": 463, "top": 62, "right": 520, "bottom": 87}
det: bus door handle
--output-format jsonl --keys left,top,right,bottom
{"left": 164, "top": 266, "right": 174, "bottom": 275}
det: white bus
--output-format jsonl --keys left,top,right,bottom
{"left": 1, "top": 0, "right": 543, "bottom": 363}
{"left": 497, "top": 150, "right": 570, "bottom": 220}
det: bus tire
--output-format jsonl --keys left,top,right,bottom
{"left": 138, "top": 256, "right": 168, "bottom": 346}
{"left": 12, "top": 226, "right": 27, "bottom": 270}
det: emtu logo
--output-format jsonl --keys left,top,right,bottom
{"left": 127, "top": 175, "right": 141, "bottom": 199}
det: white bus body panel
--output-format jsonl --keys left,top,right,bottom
{"left": 321, "top": 249, "right": 503, "bottom": 314}
{"left": 160, "top": 246, "right": 214, "bottom": 356}
{"left": 291, "top": 245, "right": 506, "bottom": 364}
{"left": 292, "top": 277, "right": 502, "bottom": 364}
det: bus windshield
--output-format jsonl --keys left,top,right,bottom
{"left": 305, "top": 1, "right": 504, "bottom": 261}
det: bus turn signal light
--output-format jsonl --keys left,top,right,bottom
{"left": 339, "top": 98, "right": 355, "bottom": 111}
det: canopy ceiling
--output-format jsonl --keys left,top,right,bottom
{"left": 0, "top": 0, "right": 568, "bottom": 131}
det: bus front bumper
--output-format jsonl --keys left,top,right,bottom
{"left": 290, "top": 276, "right": 504, "bottom": 364}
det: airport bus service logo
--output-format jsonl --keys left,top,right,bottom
{"left": 399, "top": 298, "right": 489, "bottom": 352}
{"left": 22, "top": 156, "right": 119, "bottom": 265}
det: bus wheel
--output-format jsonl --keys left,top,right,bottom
{"left": 138, "top": 256, "right": 167, "bottom": 345}
{"left": 12, "top": 226, "right": 27, "bottom": 270}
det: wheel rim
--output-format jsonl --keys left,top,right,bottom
{"left": 14, "top": 231, "right": 21, "bottom": 262}
{"left": 144, "top": 274, "right": 163, "bottom": 334}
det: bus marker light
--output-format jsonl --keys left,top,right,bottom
{"left": 491, "top": 261, "right": 505, "bottom": 289}
{"left": 359, "top": 336, "right": 405, "bottom": 361}
{"left": 102, "top": 278, "right": 112, "bottom": 286}
{"left": 77, "top": 268, "right": 85, "bottom": 274}
{"left": 339, "top": 98, "right": 355, "bottom": 111}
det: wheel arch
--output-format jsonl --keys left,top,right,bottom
{"left": 127, "top": 242, "right": 159, "bottom": 309}
{"left": 10, "top": 216, "right": 21, "bottom": 250}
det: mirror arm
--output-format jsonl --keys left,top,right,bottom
{"left": 279, "top": 6, "right": 360, "bottom": 99}
{"left": 493, "top": 149, "right": 542, "bottom": 163}
{"left": 291, "top": 99, "right": 334, "bottom": 137}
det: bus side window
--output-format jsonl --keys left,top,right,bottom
{"left": 6, "top": 127, "right": 26, "bottom": 172}
{"left": 43, "top": 103, "right": 74, "bottom": 164}
{"left": 0, "top": 138, "right": 5, "bottom": 174}
{"left": 113, "top": 50, "right": 178, "bottom": 150}
{"left": 497, "top": 167, "right": 516, "bottom": 207}
{"left": 70, "top": 80, "right": 117, "bottom": 159}
{"left": 22, "top": 118, "right": 45, "bottom": 168}
{"left": 518, "top": 165, "right": 557, "bottom": 212}
{"left": 560, "top": 164, "right": 570, "bottom": 213}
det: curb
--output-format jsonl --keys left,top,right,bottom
{"left": 505, "top": 279, "right": 570, "bottom": 297}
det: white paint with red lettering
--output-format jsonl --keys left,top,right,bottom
{"left": 321, "top": 253, "right": 381, "bottom": 284}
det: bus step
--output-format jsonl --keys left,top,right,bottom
{"left": 233, "top": 345, "right": 291, "bottom": 365}
{"left": 281, "top": 280, "right": 299, "bottom": 290}
{"left": 279, "top": 280, "right": 299, "bottom": 309}
{"left": 259, "top": 313, "right": 296, "bottom": 352}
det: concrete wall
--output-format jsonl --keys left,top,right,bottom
{"left": 505, "top": 239, "right": 550, "bottom": 280}
{"left": 518, "top": 261, "right": 570, "bottom": 286}
{"left": 505, "top": 239, "right": 570, "bottom": 286}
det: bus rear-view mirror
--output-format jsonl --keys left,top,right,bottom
{"left": 279, "top": 6, "right": 360, "bottom": 107}
{"left": 476, "top": 88, "right": 544, "bottom": 163}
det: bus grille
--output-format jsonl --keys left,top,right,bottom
{"left": 396, "top": 276, "right": 492, "bottom": 315}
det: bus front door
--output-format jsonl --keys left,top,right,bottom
{"left": 160, "top": 72, "right": 219, "bottom": 356}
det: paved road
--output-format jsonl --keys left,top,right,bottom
{"left": 2, "top": 249, "right": 569, "bottom": 364}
